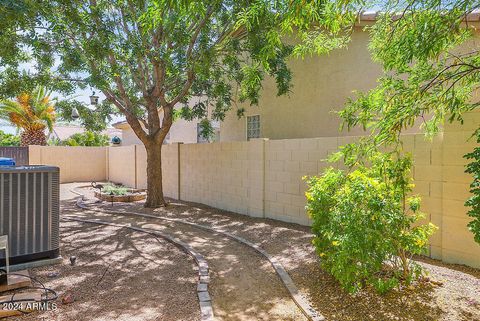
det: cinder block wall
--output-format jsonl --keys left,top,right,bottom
{"left": 175, "top": 131, "right": 478, "bottom": 268}
{"left": 108, "top": 145, "right": 136, "bottom": 188}
{"left": 264, "top": 137, "right": 339, "bottom": 225}
{"left": 439, "top": 111, "right": 480, "bottom": 267}
{"left": 127, "top": 131, "right": 480, "bottom": 267}
{"left": 29, "top": 120, "right": 480, "bottom": 268}
{"left": 179, "top": 139, "right": 264, "bottom": 216}
{"left": 29, "top": 146, "right": 107, "bottom": 183}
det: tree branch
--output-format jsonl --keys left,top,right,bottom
{"left": 104, "top": 89, "right": 148, "bottom": 143}
{"left": 168, "top": 70, "right": 195, "bottom": 107}
{"left": 186, "top": 5, "right": 215, "bottom": 61}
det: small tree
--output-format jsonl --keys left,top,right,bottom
{"left": 306, "top": 151, "right": 437, "bottom": 293}
{"left": 5, "top": 0, "right": 359, "bottom": 207}
{"left": 0, "top": 86, "right": 55, "bottom": 146}
{"left": 338, "top": 0, "right": 480, "bottom": 243}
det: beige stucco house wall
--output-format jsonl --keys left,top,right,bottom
{"left": 220, "top": 27, "right": 379, "bottom": 141}
{"left": 220, "top": 24, "right": 480, "bottom": 141}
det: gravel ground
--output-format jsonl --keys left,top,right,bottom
{"left": 7, "top": 207, "right": 200, "bottom": 321}
{"left": 74, "top": 184, "right": 480, "bottom": 321}
{"left": 67, "top": 186, "right": 307, "bottom": 321}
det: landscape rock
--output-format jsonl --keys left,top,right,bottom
{"left": 61, "top": 291, "right": 75, "bottom": 304}
{"left": 47, "top": 271, "right": 60, "bottom": 278}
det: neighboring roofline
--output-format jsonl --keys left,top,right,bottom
{"left": 357, "top": 9, "right": 480, "bottom": 22}
{"left": 112, "top": 120, "right": 128, "bottom": 129}
{"left": 112, "top": 120, "right": 126, "bottom": 126}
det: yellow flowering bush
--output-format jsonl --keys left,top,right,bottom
{"left": 306, "top": 152, "right": 437, "bottom": 293}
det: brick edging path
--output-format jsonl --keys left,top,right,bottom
{"left": 62, "top": 215, "right": 214, "bottom": 321}
{"left": 72, "top": 187, "right": 325, "bottom": 321}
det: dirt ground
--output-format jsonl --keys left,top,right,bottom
{"left": 7, "top": 217, "right": 200, "bottom": 321}
{"left": 7, "top": 184, "right": 308, "bottom": 321}
{"left": 75, "top": 184, "right": 480, "bottom": 321}
{"left": 6, "top": 183, "right": 480, "bottom": 321}
{"left": 67, "top": 187, "right": 308, "bottom": 321}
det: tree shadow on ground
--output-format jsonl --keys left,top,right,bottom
{"left": 9, "top": 205, "right": 200, "bottom": 321}
{"left": 78, "top": 190, "right": 480, "bottom": 321}
{"left": 63, "top": 198, "right": 309, "bottom": 321}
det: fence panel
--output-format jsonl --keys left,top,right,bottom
{"left": 23, "top": 125, "right": 480, "bottom": 269}
{"left": 0, "top": 147, "right": 29, "bottom": 165}
{"left": 108, "top": 145, "right": 136, "bottom": 188}
{"left": 28, "top": 145, "right": 107, "bottom": 183}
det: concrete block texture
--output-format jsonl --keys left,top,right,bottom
{"left": 30, "top": 127, "right": 480, "bottom": 268}
{"left": 176, "top": 133, "right": 478, "bottom": 268}
{"left": 29, "top": 145, "right": 107, "bottom": 183}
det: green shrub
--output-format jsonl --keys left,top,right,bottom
{"left": 465, "top": 132, "right": 480, "bottom": 244}
{"left": 63, "top": 131, "right": 109, "bottom": 146}
{"left": 102, "top": 183, "right": 128, "bottom": 196}
{"left": 0, "top": 130, "right": 20, "bottom": 146}
{"left": 305, "top": 152, "right": 437, "bottom": 293}
{"left": 47, "top": 136, "right": 62, "bottom": 146}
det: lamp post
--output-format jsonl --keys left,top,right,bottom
{"left": 71, "top": 107, "right": 80, "bottom": 120}
{"left": 69, "top": 91, "right": 99, "bottom": 122}
{"left": 89, "top": 91, "right": 99, "bottom": 105}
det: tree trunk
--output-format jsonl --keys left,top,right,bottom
{"left": 20, "top": 129, "right": 47, "bottom": 146}
{"left": 144, "top": 141, "right": 167, "bottom": 207}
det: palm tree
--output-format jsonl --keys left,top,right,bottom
{"left": 0, "top": 86, "right": 56, "bottom": 146}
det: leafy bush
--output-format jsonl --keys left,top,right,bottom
{"left": 63, "top": 131, "right": 109, "bottom": 146}
{"left": 305, "top": 152, "right": 437, "bottom": 293}
{"left": 197, "top": 118, "right": 215, "bottom": 142}
{"left": 102, "top": 183, "right": 128, "bottom": 196}
{"left": 0, "top": 130, "right": 20, "bottom": 146}
{"left": 465, "top": 132, "right": 480, "bottom": 244}
{"left": 47, "top": 136, "right": 62, "bottom": 146}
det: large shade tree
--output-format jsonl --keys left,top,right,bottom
{"left": 0, "top": 1, "right": 76, "bottom": 97}
{"left": 1, "top": 0, "right": 360, "bottom": 207}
